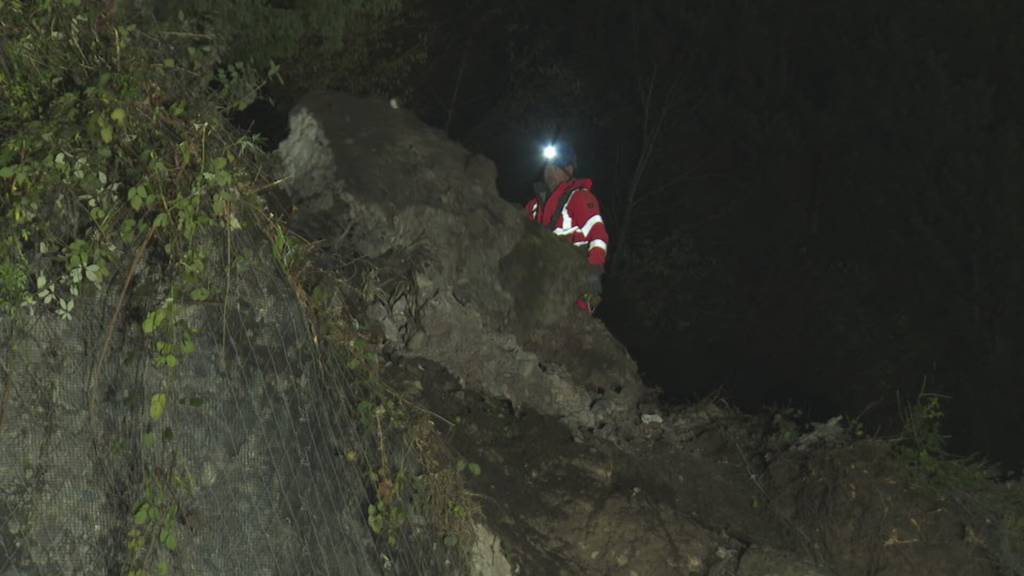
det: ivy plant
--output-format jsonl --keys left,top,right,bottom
{"left": 0, "top": 0, "right": 275, "bottom": 362}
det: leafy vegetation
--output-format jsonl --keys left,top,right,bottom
{"left": 892, "top": 391, "right": 1024, "bottom": 572}
{"left": 0, "top": 0, "right": 271, "bottom": 345}
{"left": 1, "top": 3, "right": 282, "bottom": 571}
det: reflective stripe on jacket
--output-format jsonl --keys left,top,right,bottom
{"left": 524, "top": 178, "right": 609, "bottom": 267}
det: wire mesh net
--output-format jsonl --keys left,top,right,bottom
{"left": 0, "top": 228, "right": 457, "bottom": 575}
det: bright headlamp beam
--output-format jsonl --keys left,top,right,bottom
{"left": 542, "top": 145, "right": 558, "bottom": 161}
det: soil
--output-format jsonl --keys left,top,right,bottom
{"left": 392, "top": 358, "right": 1006, "bottom": 576}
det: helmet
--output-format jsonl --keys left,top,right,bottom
{"left": 541, "top": 142, "right": 577, "bottom": 169}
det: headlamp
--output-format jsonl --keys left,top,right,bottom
{"left": 542, "top": 145, "right": 558, "bottom": 161}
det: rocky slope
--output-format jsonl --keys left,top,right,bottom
{"left": 274, "top": 91, "right": 1021, "bottom": 576}
{"left": 1, "top": 90, "right": 1019, "bottom": 576}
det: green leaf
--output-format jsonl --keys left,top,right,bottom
{"left": 157, "top": 561, "right": 169, "bottom": 575}
{"left": 142, "top": 311, "right": 158, "bottom": 334}
{"left": 121, "top": 218, "right": 137, "bottom": 242}
{"left": 368, "top": 511, "right": 384, "bottom": 534}
{"left": 212, "top": 157, "right": 227, "bottom": 170}
{"left": 189, "top": 287, "right": 209, "bottom": 301}
{"left": 0, "top": 166, "right": 15, "bottom": 179}
{"left": 150, "top": 393, "right": 168, "bottom": 421}
{"left": 267, "top": 60, "right": 281, "bottom": 82}
{"left": 110, "top": 108, "right": 126, "bottom": 123}
{"left": 273, "top": 232, "right": 286, "bottom": 256}
{"left": 100, "top": 126, "right": 113, "bottom": 143}
{"left": 467, "top": 462, "right": 482, "bottom": 477}
{"left": 133, "top": 504, "right": 149, "bottom": 525}
{"left": 212, "top": 192, "right": 227, "bottom": 215}
{"left": 164, "top": 354, "right": 178, "bottom": 368}
{"left": 129, "top": 187, "right": 145, "bottom": 211}
{"left": 165, "top": 531, "right": 177, "bottom": 551}
{"left": 153, "top": 212, "right": 169, "bottom": 229}
{"left": 142, "top": 432, "right": 156, "bottom": 449}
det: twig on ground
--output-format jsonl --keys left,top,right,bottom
{"left": 90, "top": 224, "right": 158, "bottom": 439}
{"left": 380, "top": 381, "right": 456, "bottom": 428}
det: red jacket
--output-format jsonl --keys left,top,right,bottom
{"left": 525, "top": 178, "right": 609, "bottom": 267}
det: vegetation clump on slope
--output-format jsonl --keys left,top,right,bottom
{"left": 1, "top": 0, "right": 270, "bottom": 333}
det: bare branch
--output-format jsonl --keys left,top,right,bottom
{"left": 445, "top": 41, "right": 471, "bottom": 135}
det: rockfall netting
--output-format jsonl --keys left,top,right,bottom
{"left": 0, "top": 228, "right": 458, "bottom": 575}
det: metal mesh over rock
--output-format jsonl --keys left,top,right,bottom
{"left": 0, "top": 229, "right": 458, "bottom": 575}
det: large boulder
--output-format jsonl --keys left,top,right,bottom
{"left": 276, "top": 91, "right": 647, "bottom": 437}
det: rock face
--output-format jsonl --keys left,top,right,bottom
{"left": 276, "top": 91, "right": 647, "bottom": 438}
{"left": 0, "top": 236, "right": 453, "bottom": 575}
{"left": 0, "top": 310, "right": 117, "bottom": 576}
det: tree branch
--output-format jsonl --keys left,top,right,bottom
{"left": 444, "top": 40, "right": 471, "bottom": 136}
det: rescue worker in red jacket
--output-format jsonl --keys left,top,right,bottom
{"left": 525, "top": 142, "right": 609, "bottom": 312}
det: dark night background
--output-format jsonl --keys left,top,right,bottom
{"left": 234, "top": 0, "right": 1024, "bottom": 471}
